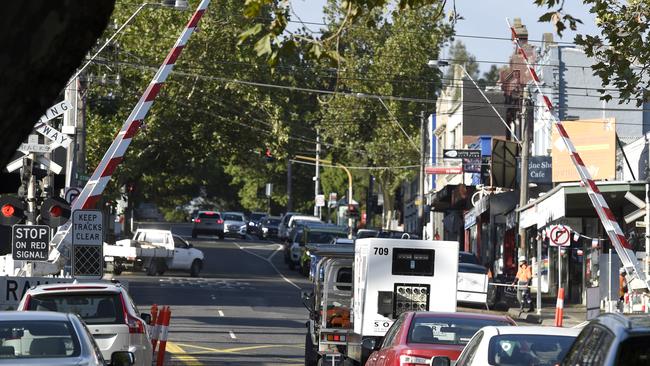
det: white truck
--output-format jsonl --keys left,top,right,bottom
{"left": 104, "top": 228, "right": 204, "bottom": 277}
{"left": 304, "top": 238, "right": 459, "bottom": 366}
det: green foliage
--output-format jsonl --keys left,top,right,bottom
{"left": 444, "top": 41, "right": 479, "bottom": 82}
{"left": 536, "top": 0, "right": 649, "bottom": 106}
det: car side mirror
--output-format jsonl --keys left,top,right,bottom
{"left": 140, "top": 313, "right": 151, "bottom": 325}
{"left": 110, "top": 351, "right": 135, "bottom": 366}
{"left": 361, "top": 338, "right": 379, "bottom": 351}
{"left": 431, "top": 356, "right": 451, "bottom": 366}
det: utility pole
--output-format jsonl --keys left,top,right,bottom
{"left": 646, "top": 133, "right": 650, "bottom": 277}
{"left": 418, "top": 111, "right": 426, "bottom": 238}
{"left": 286, "top": 159, "right": 293, "bottom": 212}
{"left": 366, "top": 173, "right": 374, "bottom": 229}
{"left": 518, "top": 90, "right": 532, "bottom": 253}
{"left": 314, "top": 128, "right": 321, "bottom": 218}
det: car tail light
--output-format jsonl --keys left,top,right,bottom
{"left": 400, "top": 355, "right": 431, "bottom": 366}
{"left": 195, "top": 218, "right": 201, "bottom": 223}
{"left": 217, "top": 219, "right": 224, "bottom": 224}
{"left": 120, "top": 293, "right": 145, "bottom": 334}
{"left": 22, "top": 294, "right": 31, "bottom": 310}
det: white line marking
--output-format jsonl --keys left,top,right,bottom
{"left": 218, "top": 310, "right": 224, "bottom": 317}
{"left": 229, "top": 331, "right": 237, "bottom": 339}
{"left": 267, "top": 244, "right": 283, "bottom": 261}
{"left": 234, "top": 242, "right": 301, "bottom": 290}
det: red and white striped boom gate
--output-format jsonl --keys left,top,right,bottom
{"left": 24, "top": 0, "right": 211, "bottom": 276}
{"left": 507, "top": 18, "right": 649, "bottom": 292}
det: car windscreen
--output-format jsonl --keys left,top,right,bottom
{"left": 0, "top": 320, "right": 81, "bottom": 358}
{"left": 307, "top": 231, "right": 347, "bottom": 244}
{"left": 265, "top": 218, "right": 281, "bottom": 225}
{"left": 28, "top": 293, "right": 125, "bottom": 325}
{"left": 408, "top": 317, "right": 513, "bottom": 346}
{"left": 616, "top": 335, "right": 650, "bottom": 364}
{"left": 198, "top": 212, "right": 220, "bottom": 219}
{"left": 142, "top": 231, "right": 166, "bottom": 243}
{"left": 222, "top": 214, "right": 243, "bottom": 221}
{"left": 488, "top": 334, "right": 575, "bottom": 365}
{"left": 250, "top": 213, "right": 266, "bottom": 221}
{"left": 459, "top": 252, "right": 479, "bottom": 265}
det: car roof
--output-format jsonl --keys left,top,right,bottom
{"left": 591, "top": 312, "right": 650, "bottom": 332}
{"left": 26, "top": 281, "right": 123, "bottom": 295}
{"left": 291, "top": 215, "right": 321, "bottom": 221}
{"left": 221, "top": 211, "right": 244, "bottom": 215}
{"left": 484, "top": 325, "right": 580, "bottom": 337}
{"left": 0, "top": 310, "right": 74, "bottom": 322}
{"left": 412, "top": 312, "right": 514, "bottom": 323}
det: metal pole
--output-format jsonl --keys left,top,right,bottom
{"left": 536, "top": 233, "right": 542, "bottom": 315}
{"left": 419, "top": 111, "right": 426, "bottom": 238}
{"left": 27, "top": 154, "right": 36, "bottom": 225}
{"left": 646, "top": 132, "right": 650, "bottom": 277}
{"left": 518, "top": 91, "right": 531, "bottom": 253}
{"left": 64, "top": 77, "right": 77, "bottom": 188}
{"left": 314, "top": 129, "right": 320, "bottom": 218}
{"left": 558, "top": 246, "right": 562, "bottom": 299}
{"left": 287, "top": 160, "right": 293, "bottom": 212}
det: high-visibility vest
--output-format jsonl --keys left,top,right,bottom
{"left": 516, "top": 265, "right": 532, "bottom": 282}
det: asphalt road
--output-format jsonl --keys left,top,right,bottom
{"left": 115, "top": 224, "right": 311, "bottom": 366}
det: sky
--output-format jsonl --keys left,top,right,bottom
{"left": 289, "top": 0, "right": 601, "bottom": 74}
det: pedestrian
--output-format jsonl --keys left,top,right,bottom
{"left": 619, "top": 267, "right": 628, "bottom": 301}
{"left": 513, "top": 256, "right": 532, "bottom": 310}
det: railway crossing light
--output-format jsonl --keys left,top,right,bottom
{"left": 40, "top": 197, "right": 71, "bottom": 228}
{"left": 0, "top": 195, "right": 25, "bottom": 226}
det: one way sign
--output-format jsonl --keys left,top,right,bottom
{"left": 33, "top": 123, "right": 71, "bottom": 148}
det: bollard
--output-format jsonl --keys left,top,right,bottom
{"left": 151, "top": 306, "right": 165, "bottom": 352}
{"left": 156, "top": 307, "right": 172, "bottom": 366}
{"left": 150, "top": 304, "right": 158, "bottom": 326}
{"left": 554, "top": 288, "right": 564, "bottom": 327}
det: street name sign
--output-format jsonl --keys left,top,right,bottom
{"left": 18, "top": 143, "right": 52, "bottom": 154}
{"left": 443, "top": 149, "right": 481, "bottom": 159}
{"left": 12, "top": 225, "right": 50, "bottom": 261}
{"left": 72, "top": 210, "right": 103, "bottom": 245}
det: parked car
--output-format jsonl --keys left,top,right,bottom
{"left": 307, "top": 237, "right": 354, "bottom": 280}
{"left": 18, "top": 281, "right": 151, "bottom": 366}
{"left": 457, "top": 251, "right": 492, "bottom": 306}
{"left": 364, "top": 312, "right": 516, "bottom": 366}
{"left": 286, "top": 215, "right": 322, "bottom": 242}
{"left": 436, "top": 326, "right": 580, "bottom": 366}
{"left": 191, "top": 211, "right": 224, "bottom": 239}
{"left": 278, "top": 212, "right": 301, "bottom": 242}
{"left": 247, "top": 212, "right": 267, "bottom": 237}
{"left": 287, "top": 228, "right": 305, "bottom": 270}
{"left": 561, "top": 312, "right": 650, "bottom": 366}
{"left": 0, "top": 311, "right": 134, "bottom": 366}
{"left": 261, "top": 216, "right": 281, "bottom": 239}
{"left": 221, "top": 212, "right": 247, "bottom": 239}
{"left": 299, "top": 226, "right": 349, "bottom": 276}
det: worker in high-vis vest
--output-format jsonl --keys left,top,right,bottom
{"left": 513, "top": 256, "right": 532, "bottom": 310}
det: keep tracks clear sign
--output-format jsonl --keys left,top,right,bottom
{"left": 72, "top": 209, "right": 104, "bottom": 279}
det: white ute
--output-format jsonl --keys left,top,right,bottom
{"left": 105, "top": 229, "right": 204, "bottom": 277}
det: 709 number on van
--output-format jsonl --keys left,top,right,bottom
{"left": 374, "top": 247, "right": 389, "bottom": 255}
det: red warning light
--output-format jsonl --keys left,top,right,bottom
{"left": 49, "top": 205, "right": 63, "bottom": 218}
{"left": 1, "top": 204, "right": 14, "bottom": 218}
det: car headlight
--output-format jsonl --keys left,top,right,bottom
{"left": 262, "top": 227, "right": 268, "bottom": 233}
{"left": 248, "top": 222, "right": 254, "bottom": 226}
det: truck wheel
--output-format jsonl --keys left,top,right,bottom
{"left": 218, "top": 232, "right": 225, "bottom": 240}
{"left": 190, "top": 259, "right": 202, "bottom": 277}
{"left": 191, "top": 230, "right": 197, "bottom": 239}
{"left": 304, "top": 333, "right": 318, "bottom": 366}
{"left": 146, "top": 260, "right": 159, "bottom": 276}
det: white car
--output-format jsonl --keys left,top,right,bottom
{"left": 434, "top": 326, "right": 580, "bottom": 366}
{"left": 221, "top": 212, "right": 247, "bottom": 239}
{"left": 0, "top": 311, "right": 134, "bottom": 366}
{"left": 17, "top": 281, "right": 151, "bottom": 366}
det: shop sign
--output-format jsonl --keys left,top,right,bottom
{"left": 528, "top": 156, "right": 552, "bottom": 184}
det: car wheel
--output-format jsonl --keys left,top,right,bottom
{"left": 191, "top": 230, "right": 197, "bottom": 239}
{"left": 218, "top": 233, "right": 224, "bottom": 240}
{"left": 190, "top": 259, "right": 202, "bottom": 277}
{"left": 305, "top": 333, "right": 318, "bottom": 366}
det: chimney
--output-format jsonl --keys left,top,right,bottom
{"left": 542, "top": 32, "right": 555, "bottom": 49}
{"left": 511, "top": 17, "right": 529, "bottom": 43}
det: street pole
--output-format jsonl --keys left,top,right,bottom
{"left": 314, "top": 128, "right": 320, "bottom": 218}
{"left": 536, "top": 233, "right": 542, "bottom": 315}
{"left": 646, "top": 133, "right": 650, "bottom": 277}
{"left": 418, "top": 111, "right": 426, "bottom": 238}
{"left": 27, "top": 154, "right": 36, "bottom": 225}
{"left": 518, "top": 90, "right": 531, "bottom": 253}
{"left": 286, "top": 159, "right": 293, "bottom": 212}
{"left": 367, "top": 173, "right": 374, "bottom": 228}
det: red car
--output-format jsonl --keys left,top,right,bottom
{"left": 364, "top": 312, "right": 516, "bottom": 366}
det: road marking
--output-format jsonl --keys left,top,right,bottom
{"left": 267, "top": 243, "right": 283, "bottom": 261}
{"left": 175, "top": 343, "right": 303, "bottom": 354}
{"left": 166, "top": 341, "right": 203, "bottom": 365}
{"left": 229, "top": 331, "right": 237, "bottom": 339}
{"left": 218, "top": 310, "right": 224, "bottom": 317}
{"left": 234, "top": 242, "right": 301, "bottom": 290}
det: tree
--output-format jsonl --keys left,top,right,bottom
{"left": 536, "top": 0, "right": 649, "bottom": 106}
{"left": 444, "top": 41, "right": 479, "bottom": 82}
{"left": 477, "top": 64, "right": 505, "bottom": 90}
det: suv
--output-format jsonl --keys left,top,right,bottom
{"left": 191, "top": 211, "right": 224, "bottom": 239}
{"left": 278, "top": 212, "right": 300, "bottom": 242}
{"left": 247, "top": 212, "right": 267, "bottom": 237}
{"left": 221, "top": 212, "right": 247, "bottom": 239}
{"left": 562, "top": 312, "right": 650, "bottom": 365}
{"left": 18, "top": 281, "right": 152, "bottom": 366}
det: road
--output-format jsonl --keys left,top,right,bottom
{"left": 116, "top": 223, "right": 311, "bottom": 365}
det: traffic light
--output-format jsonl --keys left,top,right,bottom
{"left": 0, "top": 195, "right": 25, "bottom": 226}
{"left": 40, "top": 197, "right": 71, "bottom": 228}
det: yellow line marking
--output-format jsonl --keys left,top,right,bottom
{"left": 175, "top": 343, "right": 302, "bottom": 354}
{"left": 166, "top": 341, "right": 203, "bottom": 365}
